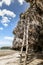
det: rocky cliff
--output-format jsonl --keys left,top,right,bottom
{"left": 13, "top": 0, "right": 43, "bottom": 52}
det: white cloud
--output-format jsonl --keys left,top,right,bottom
{"left": 0, "top": 27, "right": 3, "bottom": 30}
{"left": 3, "top": 0, "right": 12, "bottom": 6}
{"left": 1, "top": 16, "right": 10, "bottom": 27}
{"left": 1, "top": 17, "right": 10, "bottom": 23}
{"left": 0, "top": 9, "right": 16, "bottom": 27}
{"left": 4, "top": 36, "right": 14, "bottom": 40}
{"left": 18, "top": 0, "right": 25, "bottom": 5}
{"left": 0, "top": 9, "right": 16, "bottom": 18}
{"left": 3, "top": 23, "right": 8, "bottom": 27}
{"left": 0, "top": 0, "right": 14, "bottom": 7}
{"left": 0, "top": 0, "right": 25, "bottom": 7}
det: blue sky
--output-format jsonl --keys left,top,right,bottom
{"left": 0, "top": 0, "right": 29, "bottom": 47}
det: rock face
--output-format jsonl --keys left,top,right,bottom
{"left": 13, "top": 0, "right": 43, "bottom": 52}
{"left": 13, "top": 37, "right": 22, "bottom": 50}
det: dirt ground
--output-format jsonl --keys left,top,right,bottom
{"left": 0, "top": 50, "right": 20, "bottom": 65}
{"left": 0, "top": 50, "right": 43, "bottom": 65}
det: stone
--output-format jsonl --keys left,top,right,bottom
{"left": 13, "top": 0, "right": 43, "bottom": 53}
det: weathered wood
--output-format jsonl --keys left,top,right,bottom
{"left": 24, "top": 18, "right": 29, "bottom": 65}
{"left": 20, "top": 24, "right": 26, "bottom": 63}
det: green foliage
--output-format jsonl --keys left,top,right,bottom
{"left": 0, "top": 46, "right": 11, "bottom": 49}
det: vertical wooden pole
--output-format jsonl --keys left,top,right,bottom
{"left": 20, "top": 24, "right": 26, "bottom": 63}
{"left": 24, "top": 18, "right": 29, "bottom": 65}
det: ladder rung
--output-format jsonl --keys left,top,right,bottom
{"left": 21, "top": 43, "right": 30, "bottom": 47}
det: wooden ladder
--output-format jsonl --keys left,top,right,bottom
{"left": 20, "top": 19, "right": 29, "bottom": 65}
{"left": 20, "top": 19, "right": 36, "bottom": 65}
{"left": 20, "top": 24, "right": 26, "bottom": 65}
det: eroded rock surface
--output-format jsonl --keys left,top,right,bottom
{"left": 13, "top": 0, "right": 43, "bottom": 53}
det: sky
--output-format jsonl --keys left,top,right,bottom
{"left": 0, "top": 0, "right": 29, "bottom": 47}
